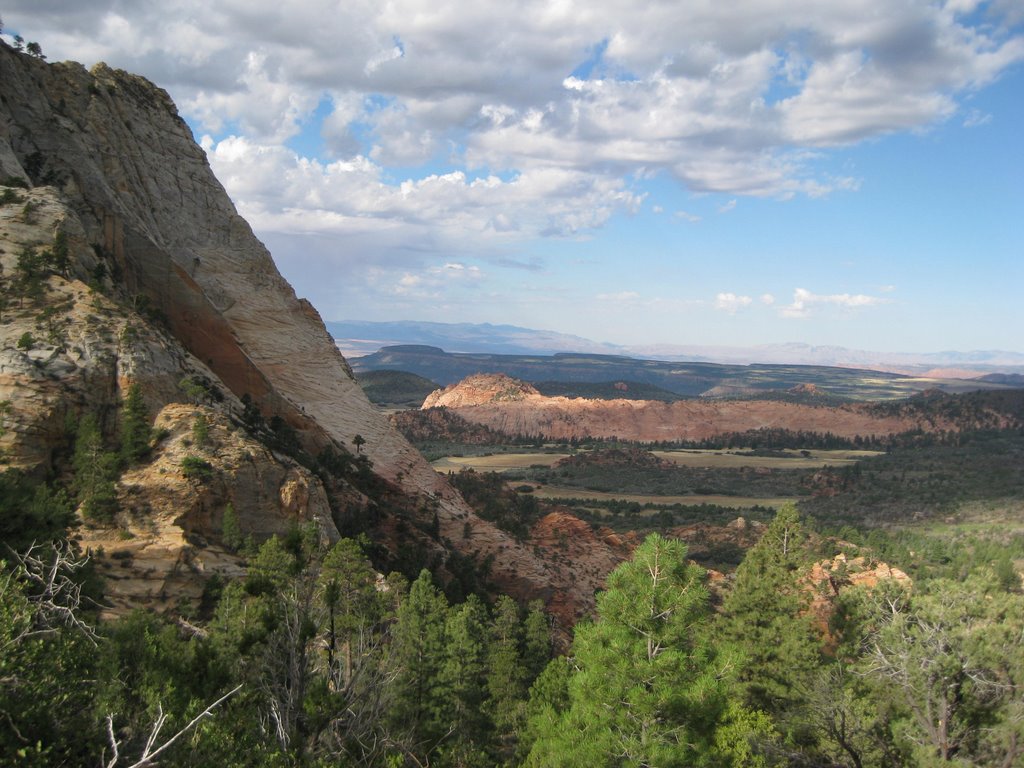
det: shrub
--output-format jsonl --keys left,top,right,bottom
{"left": 221, "top": 502, "right": 243, "bottom": 552}
{"left": 0, "top": 188, "right": 24, "bottom": 206}
{"left": 181, "top": 455, "right": 213, "bottom": 481}
{"left": 192, "top": 412, "right": 210, "bottom": 447}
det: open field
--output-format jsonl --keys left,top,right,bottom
{"left": 431, "top": 452, "right": 569, "bottom": 473}
{"left": 431, "top": 448, "right": 880, "bottom": 474}
{"left": 651, "top": 448, "right": 881, "bottom": 469}
{"left": 527, "top": 484, "right": 796, "bottom": 509}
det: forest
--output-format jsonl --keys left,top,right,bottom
{"left": 3, "top": 499, "right": 1022, "bottom": 767}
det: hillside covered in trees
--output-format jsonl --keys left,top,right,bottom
{"left": 5, "top": 505, "right": 1023, "bottom": 766}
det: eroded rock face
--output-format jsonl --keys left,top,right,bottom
{"left": 806, "top": 553, "right": 912, "bottom": 651}
{"left": 420, "top": 374, "right": 953, "bottom": 442}
{"left": 527, "top": 510, "right": 636, "bottom": 636}
{"left": 423, "top": 374, "right": 540, "bottom": 408}
{"left": 0, "top": 44, "right": 576, "bottom": 620}
{"left": 78, "top": 404, "right": 339, "bottom": 616}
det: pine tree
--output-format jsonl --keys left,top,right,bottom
{"left": 390, "top": 569, "right": 451, "bottom": 758}
{"left": 221, "top": 503, "right": 243, "bottom": 552}
{"left": 439, "top": 594, "right": 492, "bottom": 762}
{"left": 718, "top": 504, "right": 822, "bottom": 727}
{"left": 487, "top": 594, "right": 527, "bottom": 761}
{"left": 317, "top": 538, "right": 380, "bottom": 691}
{"left": 73, "top": 413, "right": 120, "bottom": 523}
{"left": 525, "top": 534, "right": 740, "bottom": 767}
{"left": 120, "top": 382, "right": 152, "bottom": 465}
{"left": 522, "top": 599, "right": 551, "bottom": 681}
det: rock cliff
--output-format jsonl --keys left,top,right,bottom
{"left": 0, "top": 43, "right": 572, "bottom": 618}
{"left": 420, "top": 373, "right": 961, "bottom": 442}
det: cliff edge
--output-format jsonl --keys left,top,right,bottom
{"left": 0, "top": 43, "right": 574, "bottom": 618}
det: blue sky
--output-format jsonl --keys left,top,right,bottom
{"left": 3, "top": 0, "right": 1023, "bottom": 353}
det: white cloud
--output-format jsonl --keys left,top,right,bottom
{"left": 963, "top": 108, "right": 993, "bottom": 128}
{"left": 12, "top": 0, "right": 1020, "bottom": 200}
{"left": 715, "top": 292, "right": 753, "bottom": 313}
{"left": 6, "top": 0, "right": 1021, "bottom": 322}
{"left": 201, "top": 135, "right": 643, "bottom": 248}
{"left": 761, "top": 293, "right": 776, "bottom": 305}
{"left": 780, "top": 287, "right": 888, "bottom": 318}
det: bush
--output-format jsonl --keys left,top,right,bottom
{"left": 0, "top": 188, "right": 24, "bottom": 206}
{"left": 181, "top": 455, "right": 213, "bottom": 481}
{"left": 16, "top": 332, "right": 34, "bottom": 350}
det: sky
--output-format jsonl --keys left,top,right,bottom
{"left": 3, "top": 1, "right": 1023, "bottom": 353}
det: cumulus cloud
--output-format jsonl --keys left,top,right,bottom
{"left": 10, "top": 0, "right": 1020, "bottom": 196}
{"left": 5, "top": 0, "right": 1021, "bottom": 308}
{"left": 200, "top": 134, "right": 643, "bottom": 249}
{"left": 715, "top": 292, "right": 753, "bottom": 313}
{"left": 780, "top": 287, "right": 888, "bottom": 318}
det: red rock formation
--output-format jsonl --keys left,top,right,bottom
{"left": 806, "top": 553, "right": 912, "bottom": 652}
{"left": 421, "top": 374, "right": 958, "bottom": 442}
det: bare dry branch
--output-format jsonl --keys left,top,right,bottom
{"left": 104, "top": 684, "right": 242, "bottom": 767}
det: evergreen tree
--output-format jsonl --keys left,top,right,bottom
{"left": 73, "top": 413, "right": 120, "bottom": 524}
{"left": 191, "top": 411, "right": 210, "bottom": 448}
{"left": 718, "top": 504, "right": 822, "bottom": 728}
{"left": 317, "top": 538, "right": 380, "bottom": 691}
{"left": 220, "top": 503, "right": 243, "bottom": 552}
{"left": 50, "top": 229, "right": 69, "bottom": 277}
{"left": 390, "top": 569, "right": 451, "bottom": 758}
{"left": 487, "top": 594, "right": 527, "bottom": 761}
{"left": 861, "top": 572, "right": 1024, "bottom": 765}
{"left": 0, "top": 470, "right": 73, "bottom": 550}
{"left": 526, "top": 534, "right": 744, "bottom": 767}
{"left": 522, "top": 599, "right": 552, "bottom": 681}
{"left": 439, "top": 593, "right": 492, "bottom": 764}
{"left": 120, "top": 382, "right": 152, "bottom": 465}
{"left": 0, "top": 552, "right": 100, "bottom": 766}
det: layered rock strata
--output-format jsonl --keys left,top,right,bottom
{"left": 0, "top": 44, "right": 574, "bottom": 618}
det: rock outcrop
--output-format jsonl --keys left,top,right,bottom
{"left": 419, "top": 374, "right": 954, "bottom": 442}
{"left": 0, "top": 44, "right": 573, "bottom": 618}
{"left": 423, "top": 373, "right": 539, "bottom": 408}
{"left": 806, "top": 553, "right": 912, "bottom": 651}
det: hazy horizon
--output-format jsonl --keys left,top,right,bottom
{"left": 328, "top": 319, "right": 1024, "bottom": 370}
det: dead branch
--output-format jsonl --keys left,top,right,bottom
{"left": 104, "top": 684, "right": 242, "bottom": 768}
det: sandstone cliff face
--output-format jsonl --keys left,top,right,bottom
{"left": 0, "top": 44, "right": 572, "bottom": 617}
{"left": 78, "top": 404, "right": 339, "bottom": 616}
{"left": 420, "top": 374, "right": 952, "bottom": 442}
{"left": 423, "top": 373, "right": 539, "bottom": 408}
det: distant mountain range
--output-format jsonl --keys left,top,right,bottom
{"left": 349, "top": 345, "right": 1017, "bottom": 401}
{"left": 329, "top": 320, "right": 1024, "bottom": 375}
{"left": 328, "top": 320, "right": 619, "bottom": 357}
